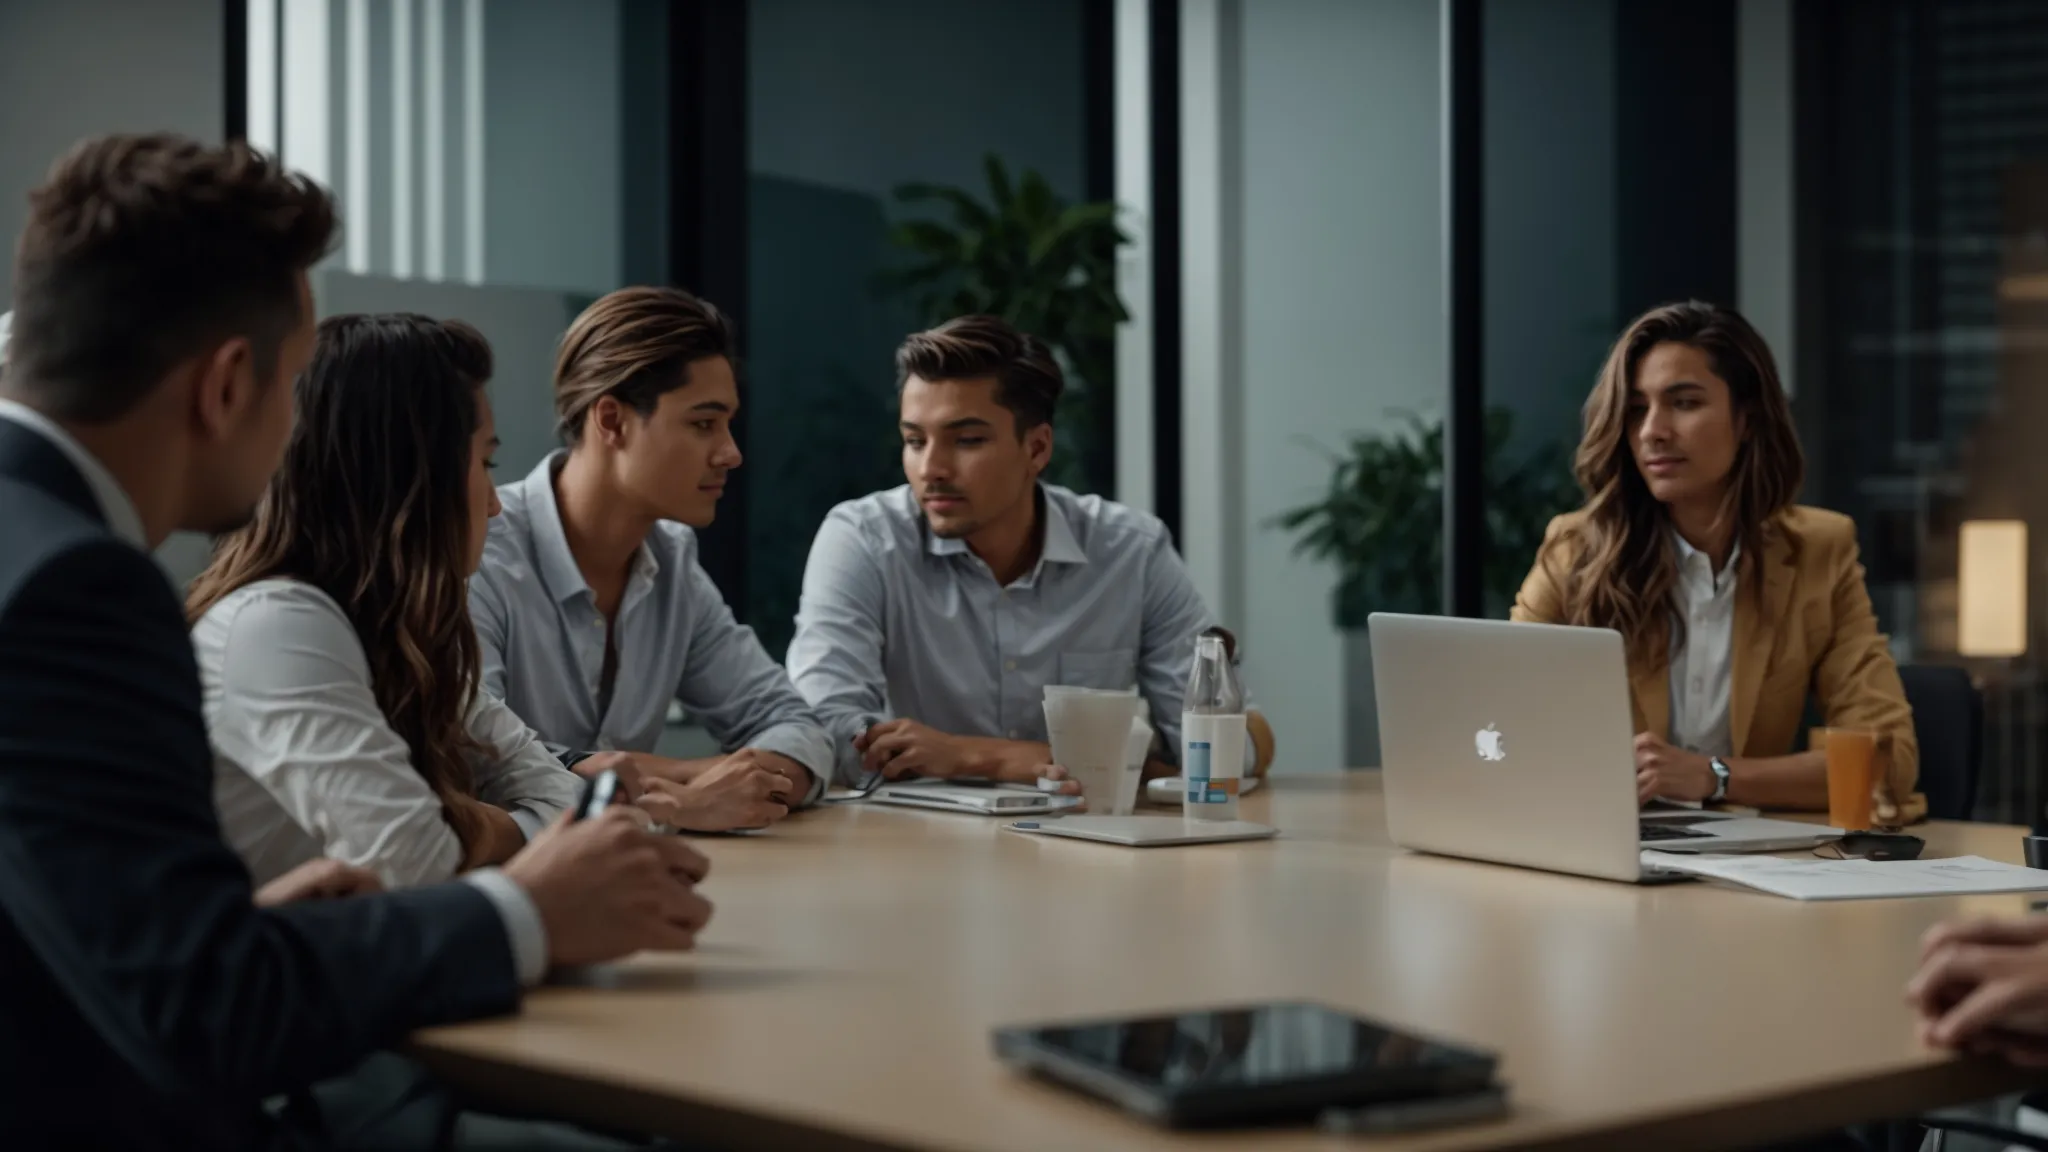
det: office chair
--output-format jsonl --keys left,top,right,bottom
{"left": 1898, "top": 664, "right": 1984, "bottom": 822}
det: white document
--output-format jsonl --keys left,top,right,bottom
{"left": 1642, "top": 852, "right": 2048, "bottom": 900}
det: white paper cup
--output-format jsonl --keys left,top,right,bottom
{"left": 1117, "top": 716, "right": 1154, "bottom": 814}
{"left": 1044, "top": 690, "right": 1142, "bottom": 814}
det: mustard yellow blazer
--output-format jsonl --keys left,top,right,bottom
{"left": 1511, "top": 505, "right": 1922, "bottom": 820}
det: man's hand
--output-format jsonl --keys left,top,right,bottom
{"left": 1906, "top": 919, "right": 2048, "bottom": 1052}
{"left": 254, "top": 858, "right": 384, "bottom": 907}
{"left": 1634, "top": 732, "right": 1714, "bottom": 805}
{"left": 503, "top": 806, "right": 713, "bottom": 966}
{"left": 857, "top": 720, "right": 1048, "bottom": 785}
{"left": 569, "top": 751, "right": 646, "bottom": 799}
{"left": 856, "top": 719, "right": 973, "bottom": 779}
{"left": 728, "top": 747, "right": 814, "bottom": 801}
{"left": 578, "top": 750, "right": 715, "bottom": 788}
{"left": 1032, "top": 764, "right": 1084, "bottom": 797}
{"left": 635, "top": 752, "right": 791, "bottom": 832}
{"left": 1922, "top": 916, "right": 2048, "bottom": 963}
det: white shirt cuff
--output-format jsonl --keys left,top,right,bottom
{"left": 461, "top": 867, "right": 548, "bottom": 986}
{"left": 508, "top": 806, "right": 549, "bottom": 842}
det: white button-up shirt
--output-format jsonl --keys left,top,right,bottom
{"left": 1669, "top": 535, "right": 1738, "bottom": 758}
{"left": 787, "top": 483, "right": 1248, "bottom": 784}
{"left": 469, "top": 453, "right": 834, "bottom": 802}
{"left": 195, "top": 578, "right": 584, "bottom": 889}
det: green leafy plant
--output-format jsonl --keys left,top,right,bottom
{"left": 882, "top": 155, "right": 1130, "bottom": 492}
{"left": 1274, "top": 408, "right": 1580, "bottom": 627}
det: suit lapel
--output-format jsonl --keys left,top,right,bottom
{"left": 1731, "top": 522, "right": 1796, "bottom": 753}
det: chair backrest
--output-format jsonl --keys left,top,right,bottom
{"left": 1897, "top": 664, "right": 1983, "bottom": 822}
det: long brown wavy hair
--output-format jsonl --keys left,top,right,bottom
{"left": 1539, "top": 301, "right": 1805, "bottom": 666}
{"left": 187, "top": 313, "right": 496, "bottom": 853}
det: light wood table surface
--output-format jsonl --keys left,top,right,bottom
{"left": 409, "top": 775, "right": 2048, "bottom": 1151}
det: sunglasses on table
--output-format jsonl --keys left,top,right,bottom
{"left": 1812, "top": 832, "right": 1926, "bottom": 861}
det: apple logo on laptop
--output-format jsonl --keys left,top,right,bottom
{"left": 1474, "top": 723, "right": 1506, "bottom": 762}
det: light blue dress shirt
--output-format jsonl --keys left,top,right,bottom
{"left": 786, "top": 484, "right": 1247, "bottom": 785}
{"left": 469, "top": 453, "right": 834, "bottom": 802}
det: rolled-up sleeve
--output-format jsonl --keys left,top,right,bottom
{"left": 211, "top": 587, "right": 465, "bottom": 889}
{"left": 787, "top": 509, "right": 894, "bottom": 786}
{"left": 674, "top": 559, "right": 834, "bottom": 804}
{"left": 467, "top": 692, "right": 583, "bottom": 838}
{"left": 1135, "top": 529, "right": 1254, "bottom": 771}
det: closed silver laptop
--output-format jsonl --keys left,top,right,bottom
{"left": 1368, "top": 613, "right": 1839, "bottom": 883}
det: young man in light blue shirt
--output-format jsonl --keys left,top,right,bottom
{"left": 470, "top": 287, "right": 834, "bottom": 830}
{"left": 786, "top": 315, "right": 1248, "bottom": 792}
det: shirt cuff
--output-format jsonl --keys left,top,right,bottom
{"left": 748, "top": 723, "right": 836, "bottom": 807}
{"left": 461, "top": 867, "right": 548, "bottom": 987}
{"left": 508, "top": 806, "right": 549, "bottom": 843}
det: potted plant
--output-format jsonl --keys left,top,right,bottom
{"left": 882, "top": 155, "right": 1129, "bottom": 493}
{"left": 1273, "top": 407, "right": 1579, "bottom": 763}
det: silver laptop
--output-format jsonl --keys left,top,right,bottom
{"left": 1368, "top": 613, "right": 1840, "bottom": 883}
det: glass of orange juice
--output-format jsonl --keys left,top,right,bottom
{"left": 1824, "top": 729, "right": 1878, "bottom": 831}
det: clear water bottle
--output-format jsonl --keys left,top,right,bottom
{"left": 1183, "top": 632, "right": 1247, "bottom": 822}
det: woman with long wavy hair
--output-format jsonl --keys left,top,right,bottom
{"left": 189, "top": 314, "right": 625, "bottom": 887}
{"left": 1513, "top": 301, "right": 1920, "bottom": 819}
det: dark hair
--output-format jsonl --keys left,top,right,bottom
{"left": 6, "top": 133, "right": 336, "bottom": 423}
{"left": 1538, "top": 300, "right": 1805, "bottom": 665}
{"left": 895, "top": 315, "right": 1064, "bottom": 434}
{"left": 554, "top": 286, "right": 736, "bottom": 441}
{"left": 187, "top": 314, "right": 496, "bottom": 854}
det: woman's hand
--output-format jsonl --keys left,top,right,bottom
{"left": 1633, "top": 733, "right": 1715, "bottom": 805}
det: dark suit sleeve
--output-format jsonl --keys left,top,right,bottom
{"left": 0, "top": 540, "right": 522, "bottom": 1101}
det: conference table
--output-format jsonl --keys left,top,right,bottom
{"left": 408, "top": 775, "right": 2048, "bottom": 1151}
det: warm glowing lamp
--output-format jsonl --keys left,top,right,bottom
{"left": 1959, "top": 520, "right": 2028, "bottom": 658}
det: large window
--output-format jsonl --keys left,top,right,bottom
{"left": 741, "top": 0, "right": 1110, "bottom": 657}
{"left": 1798, "top": 0, "right": 2047, "bottom": 821}
{"left": 233, "top": 0, "right": 1112, "bottom": 690}
{"left": 240, "top": 0, "right": 669, "bottom": 485}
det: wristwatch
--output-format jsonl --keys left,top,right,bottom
{"left": 1706, "top": 756, "right": 1732, "bottom": 804}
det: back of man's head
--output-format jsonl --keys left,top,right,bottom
{"left": 6, "top": 133, "right": 336, "bottom": 423}
{"left": 894, "top": 315, "right": 1064, "bottom": 437}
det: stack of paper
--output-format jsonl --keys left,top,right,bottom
{"left": 1642, "top": 852, "right": 2048, "bottom": 901}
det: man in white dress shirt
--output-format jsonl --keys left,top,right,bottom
{"left": 786, "top": 315, "right": 1250, "bottom": 789}
{"left": 470, "top": 286, "right": 835, "bottom": 831}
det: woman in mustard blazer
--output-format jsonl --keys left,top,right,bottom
{"left": 1512, "top": 301, "right": 1921, "bottom": 820}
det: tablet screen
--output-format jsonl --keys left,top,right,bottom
{"left": 1018, "top": 1002, "right": 1493, "bottom": 1092}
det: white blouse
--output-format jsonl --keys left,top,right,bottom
{"left": 1668, "top": 536, "right": 1738, "bottom": 758}
{"left": 194, "top": 578, "right": 583, "bottom": 888}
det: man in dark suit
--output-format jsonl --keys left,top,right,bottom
{"left": 0, "top": 134, "right": 714, "bottom": 1149}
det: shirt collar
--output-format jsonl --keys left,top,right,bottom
{"left": 0, "top": 399, "right": 148, "bottom": 549}
{"left": 1673, "top": 532, "right": 1740, "bottom": 581}
{"left": 923, "top": 484, "right": 1091, "bottom": 570}
{"left": 524, "top": 451, "right": 596, "bottom": 605}
{"left": 522, "top": 450, "right": 660, "bottom": 604}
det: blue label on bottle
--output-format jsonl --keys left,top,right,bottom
{"left": 1186, "top": 740, "right": 1212, "bottom": 803}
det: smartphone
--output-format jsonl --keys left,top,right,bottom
{"left": 992, "top": 1001, "right": 1497, "bottom": 1128}
{"left": 1319, "top": 1084, "right": 1510, "bottom": 1134}
{"left": 574, "top": 768, "right": 620, "bottom": 821}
